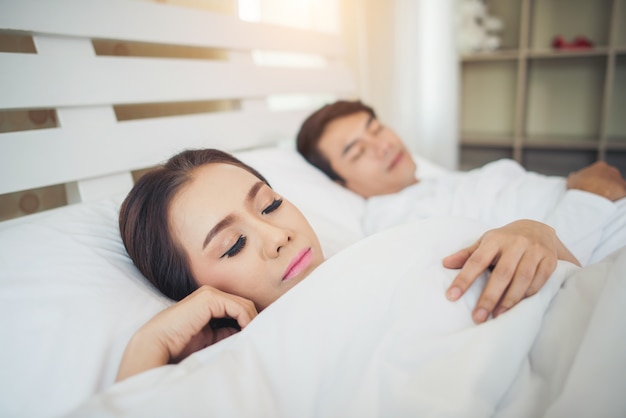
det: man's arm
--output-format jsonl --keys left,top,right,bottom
{"left": 566, "top": 161, "right": 626, "bottom": 201}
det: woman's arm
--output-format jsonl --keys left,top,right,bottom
{"left": 116, "top": 286, "right": 257, "bottom": 382}
{"left": 442, "top": 220, "right": 580, "bottom": 324}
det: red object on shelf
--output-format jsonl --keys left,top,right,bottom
{"left": 551, "top": 35, "right": 594, "bottom": 50}
{"left": 573, "top": 36, "right": 593, "bottom": 48}
{"left": 552, "top": 36, "right": 567, "bottom": 49}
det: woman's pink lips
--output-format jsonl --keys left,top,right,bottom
{"left": 283, "top": 248, "right": 313, "bottom": 281}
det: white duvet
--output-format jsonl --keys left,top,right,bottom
{"left": 364, "top": 159, "right": 626, "bottom": 266}
{"left": 67, "top": 217, "right": 626, "bottom": 417}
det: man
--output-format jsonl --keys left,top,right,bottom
{"left": 297, "top": 99, "right": 626, "bottom": 322}
{"left": 297, "top": 100, "right": 626, "bottom": 202}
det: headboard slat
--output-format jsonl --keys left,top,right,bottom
{"left": 0, "top": 53, "right": 354, "bottom": 110}
{"left": 0, "top": 0, "right": 343, "bottom": 55}
{"left": 1, "top": 109, "right": 311, "bottom": 195}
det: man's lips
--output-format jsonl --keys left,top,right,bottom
{"left": 283, "top": 248, "right": 313, "bottom": 281}
{"left": 388, "top": 150, "right": 404, "bottom": 171}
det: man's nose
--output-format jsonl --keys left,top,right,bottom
{"left": 371, "top": 136, "right": 391, "bottom": 158}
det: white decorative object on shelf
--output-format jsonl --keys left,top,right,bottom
{"left": 456, "top": 0, "right": 503, "bottom": 54}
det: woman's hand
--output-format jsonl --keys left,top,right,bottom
{"left": 442, "top": 220, "right": 580, "bottom": 324}
{"left": 116, "top": 285, "right": 257, "bottom": 382}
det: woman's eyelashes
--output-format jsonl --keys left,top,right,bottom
{"left": 221, "top": 235, "right": 246, "bottom": 258}
{"left": 219, "top": 198, "right": 281, "bottom": 259}
{"left": 262, "top": 198, "right": 282, "bottom": 215}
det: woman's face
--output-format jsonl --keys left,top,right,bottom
{"left": 169, "top": 163, "right": 324, "bottom": 310}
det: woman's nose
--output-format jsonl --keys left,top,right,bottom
{"left": 259, "top": 222, "right": 291, "bottom": 258}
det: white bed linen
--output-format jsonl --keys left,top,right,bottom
{"left": 65, "top": 217, "right": 626, "bottom": 418}
{"left": 0, "top": 197, "right": 172, "bottom": 418}
{"left": 2, "top": 148, "right": 624, "bottom": 418}
{"left": 364, "top": 159, "right": 626, "bottom": 266}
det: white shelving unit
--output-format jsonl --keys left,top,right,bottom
{"left": 459, "top": 0, "right": 626, "bottom": 176}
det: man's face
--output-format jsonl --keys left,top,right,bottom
{"left": 317, "top": 111, "right": 418, "bottom": 198}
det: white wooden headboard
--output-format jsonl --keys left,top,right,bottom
{"left": 0, "top": 0, "right": 355, "bottom": 205}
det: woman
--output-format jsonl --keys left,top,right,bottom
{"left": 117, "top": 149, "right": 579, "bottom": 381}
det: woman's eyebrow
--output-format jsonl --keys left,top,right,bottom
{"left": 203, "top": 216, "right": 233, "bottom": 250}
{"left": 247, "top": 181, "right": 264, "bottom": 202}
{"left": 201, "top": 181, "right": 265, "bottom": 250}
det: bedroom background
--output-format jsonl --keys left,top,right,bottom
{"left": 1, "top": 3, "right": 626, "bottom": 416}
{"left": 1, "top": 0, "right": 624, "bottom": 220}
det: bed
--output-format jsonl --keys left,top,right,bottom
{"left": 1, "top": 1, "right": 625, "bottom": 417}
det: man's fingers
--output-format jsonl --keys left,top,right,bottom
{"left": 491, "top": 252, "right": 540, "bottom": 318}
{"left": 446, "top": 240, "right": 495, "bottom": 302}
{"left": 472, "top": 247, "right": 525, "bottom": 323}
{"left": 442, "top": 242, "right": 477, "bottom": 269}
{"left": 525, "top": 256, "right": 556, "bottom": 296}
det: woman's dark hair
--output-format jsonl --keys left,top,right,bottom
{"left": 296, "top": 100, "right": 376, "bottom": 183}
{"left": 119, "top": 149, "right": 269, "bottom": 301}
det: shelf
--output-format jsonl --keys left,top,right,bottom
{"left": 523, "top": 149, "right": 598, "bottom": 176}
{"left": 485, "top": 0, "right": 523, "bottom": 50}
{"left": 606, "top": 140, "right": 626, "bottom": 150}
{"left": 460, "top": 60, "right": 517, "bottom": 137}
{"left": 459, "top": 0, "right": 624, "bottom": 176}
{"left": 527, "top": 48, "right": 610, "bottom": 59}
{"left": 459, "top": 145, "right": 514, "bottom": 171}
{"left": 526, "top": 56, "right": 605, "bottom": 138}
{"left": 461, "top": 50, "right": 519, "bottom": 62}
{"left": 530, "top": 0, "right": 612, "bottom": 50}
{"left": 617, "top": 0, "right": 626, "bottom": 46}
{"left": 522, "top": 137, "right": 599, "bottom": 150}
{"left": 607, "top": 54, "right": 626, "bottom": 139}
{"left": 460, "top": 135, "right": 514, "bottom": 147}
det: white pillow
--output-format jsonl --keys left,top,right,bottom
{"left": 0, "top": 197, "right": 171, "bottom": 418}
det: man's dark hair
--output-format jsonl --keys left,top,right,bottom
{"left": 296, "top": 100, "right": 376, "bottom": 183}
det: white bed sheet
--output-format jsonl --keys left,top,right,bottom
{"left": 64, "top": 217, "right": 626, "bottom": 417}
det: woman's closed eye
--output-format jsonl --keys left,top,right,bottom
{"left": 221, "top": 235, "right": 246, "bottom": 258}
{"left": 262, "top": 198, "right": 282, "bottom": 215}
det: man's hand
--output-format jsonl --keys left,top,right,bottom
{"left": 116, "top": 286, "right": 257, "bottom": 381}
{"left": 443, "top": 220, "right": 580, "bottom": 324}
{"left": 567, "top": 161, "right": 626, "bottom": 201}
